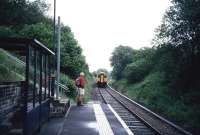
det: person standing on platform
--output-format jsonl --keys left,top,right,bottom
{"left": 75, "top": 72, "right": 86, "bottom": 106}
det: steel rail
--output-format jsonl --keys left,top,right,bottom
{"left": 100, "top": 87, "right": 160, "bottom": 135}
{"left": 107, "top": 85, "right": 192, "bottom": 135}
{"left": 98, "top": 88, "right": 107, "bottom": 104}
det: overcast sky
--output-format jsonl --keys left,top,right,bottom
{"left": 47, "top": 0, "right": 171, "bottom": 72}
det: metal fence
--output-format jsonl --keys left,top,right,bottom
{"left": 0, "top": 82, "right": 22, "bottom": 123}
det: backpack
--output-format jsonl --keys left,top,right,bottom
{"left": 75, "top": 77, "right": 80, "bottom": 86}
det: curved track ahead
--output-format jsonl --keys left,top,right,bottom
{"left": 92, "top": 86, "right": 192, "bottom": 135}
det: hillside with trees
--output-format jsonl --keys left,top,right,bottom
{"left": 110, "top": 0, "right": 200, "bottom": 134}
{"left": 0, "top": 0, "right": 92, "bottom": 98}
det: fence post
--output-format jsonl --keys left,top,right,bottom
{"left": 51, "top": 76, "right": 55, "bottom": 97}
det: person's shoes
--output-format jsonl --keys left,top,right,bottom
{"left": 77, "top": 101, "right": 81, "bottom": 106}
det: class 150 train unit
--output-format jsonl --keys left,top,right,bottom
{"left": 96, "top": 72, "right": 108, "bottom": 88}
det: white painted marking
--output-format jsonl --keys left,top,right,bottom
{"left": 93, "top": 104, "right": 114, "bottom": 135}
{"left": 57, "top": 105, "right": 71, "bottom": 135}
{"left": 108, "top": 104, "right": 134, "bottom": 135}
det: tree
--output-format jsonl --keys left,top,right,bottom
{"left": 0, "top": 0, "right": 48, "bottom": 27}
{"left": 60, "top": 26, "right": 88, "bottom": 78}
{"left": 123, "top": 48, "right": 155, "bottom": 83}
{"left": 0, "top": 0, "right": 90, "bottom": 81}
{"left": 154, "top": 0, "right": 200, "bottom": 90}
{"left": 18, "top": 22, "right": 53, "bottom": 48}
{"left": 110, "top": 45, "right": 135, "bottom": 80}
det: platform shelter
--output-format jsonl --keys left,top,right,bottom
{"left": 0, "top": 38, "right": 55, "bottom": 135}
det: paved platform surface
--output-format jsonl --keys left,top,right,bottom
{"left": 59, "top": 103, "right": 129, "bottom": 135}
{"left": 59, "top": 104, "right": 99, "bottom": 135}
{"left": 37, "top": 118, "right": 64, "bottom": 135}
{"left": 38, "top": 103, "right": 130, "bottom": 135}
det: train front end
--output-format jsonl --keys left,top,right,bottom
{"left": 97, "top": 72, "right": 107, "bottom": 88}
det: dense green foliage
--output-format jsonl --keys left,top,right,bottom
{"left": 123, "top": 48, "right": 155, "bottom": 83}
{"left": 110, "top": 45, "right": 135, "bottom": 80}
{"left": 0, "top": 0, "right": 91, "bottom": 99}
{"left": 154, "top": 0, "right": 200, "bottom": 92}
{"left": 110, "top": 0, "right": 200, "bottom": 134}
{"left": 0, "top": 0, "right": 48, "bottom": 27}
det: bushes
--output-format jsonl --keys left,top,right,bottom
{"left": 60, "top": 73, "right": 77, "bottom": 98}
{"left": 84, "top": 73, "right": 93, "bottom": 102}
{"left": 110, "top": 47, "right": 155, "bottom": 83}
{"left": 111, "top": 79, "right": 128, "bottom": 93}
{"left": 123, "top": 58, "right": 153, "bottom": 83}
{"left": 60, "top": 72, "right": 93, "bottom": 102}
{"left": 124, "top": 72, "right": 168, "bottom": 103}
{"left": 110, "top": 0, "right": 200, "bottom": 133}
{"left": 112, "top": 70, "right": 200, "bottom": 134}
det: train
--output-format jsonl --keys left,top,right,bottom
{"left": 95, "top": 72, "right": 108, "bottom": 88}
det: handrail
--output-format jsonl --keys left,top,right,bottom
{"left": 55, "top": 81, "right": 69, "bottom": 92}
{"left": 4, "top": 50, "right": 25, "bottom": 66}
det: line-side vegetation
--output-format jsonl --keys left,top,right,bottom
{"left": 0, "top": 0, "right": 92, "bottom": 100}
{"left": 110, "top": 0, "right": 200, "bottom": 134}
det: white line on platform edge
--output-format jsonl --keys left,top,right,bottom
{"left": 93, "top": 104, "right": 114, "bottom": 135}
{"left": 57, "top": 104, "right": 71, "bottom": 135}
{"left": 108, "top": 104, "right": 134, "bottom": 135}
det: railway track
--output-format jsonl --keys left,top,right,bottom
{"left": 94, "top": 86, "right": 192, "bottom": 135}
{"left": 91, "top": 86, "right": 105, "bottom": 102}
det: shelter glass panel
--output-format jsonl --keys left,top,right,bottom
{"left": 45, "top": 56, "right": 48, "bottom": 99}
{"left": 27, "top": 47, "right": 35, "bottom": 110}
{"left": 42, "top": 54, "right": 45, "bottom": 101}
{"left": 35, "top": 51, "right": 41, "bottom": 104}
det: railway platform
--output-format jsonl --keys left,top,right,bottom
{"left": 38, "top": 102, "right": 133, "bottom": 135}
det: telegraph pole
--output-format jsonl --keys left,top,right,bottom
{"left": 56, "top": 16, "right": 61, "bottom": 99}
{"left": 53, "top": 0, "right": 57, "bottom": 99}
{"left": 53, "top": 0, "right": 56, "bottom": 52}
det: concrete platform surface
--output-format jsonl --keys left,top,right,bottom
{"left": 38, "top": 103, "right": 131, "bottom": 135}
{"left": 59, "top": 104, "right": 99, "bottom": 135}
{"left": 37, "top": 118, "right": 65, "bottom": 135}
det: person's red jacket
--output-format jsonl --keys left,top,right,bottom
{"left": 79, "top": 76, "right": 85, "bottom": 88}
